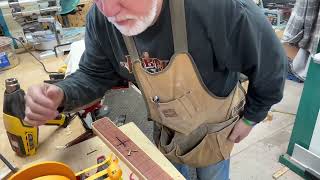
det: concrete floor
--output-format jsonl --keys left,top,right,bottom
{"left": 104, "top": 80, "right": 304, "bottom": 180}
{"left": 230, "top": 80, "right": 304, "bottom": 180}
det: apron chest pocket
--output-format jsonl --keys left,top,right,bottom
{"left": 155, "top": 91, "right": 202, "bottom": 135}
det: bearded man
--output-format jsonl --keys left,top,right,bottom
{"left": 24, "top": 0, "right": 287, "bottom": 179}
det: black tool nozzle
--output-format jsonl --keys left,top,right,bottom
{"left": 5, "top": 78, "right": 20, "bottom": 93}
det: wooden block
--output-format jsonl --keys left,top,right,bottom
{"left": 272, "top": 166, "right": 289, "bottom": 179}
{"left": 92, "top": 118, "right": 173, "bottom": 180}
{"left": 262, "top": 112, "right": 274, "bottom": 122}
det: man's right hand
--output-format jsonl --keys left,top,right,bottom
{"left": 24, "top": 83, "right": 64, "bottom": 126}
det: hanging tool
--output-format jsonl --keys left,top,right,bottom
{"left": 2, "top": 78, "right": 74, "bottom": 156}
{"left": 44, "top": 72, "right": 66, "bottom": 84}
{"left": 63, "top": 101, "right": 113, "bottom": 148}
{"left": 63, "top": 80, "right": 129, "bottom": 148}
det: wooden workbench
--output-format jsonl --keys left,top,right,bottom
{"left": 0, "top": 52, "right": 184, "bottom": 179}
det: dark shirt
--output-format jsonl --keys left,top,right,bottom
{"left": 56, "top": 0, "right": 287, "bottom": 123}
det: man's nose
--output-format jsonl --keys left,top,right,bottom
{"left": 101, "top": 0, "right": 121, "bottom": 17}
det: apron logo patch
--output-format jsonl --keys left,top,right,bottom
{"left": 162, "top": 109, "right": 178, "bottom": 118}
{"left": 124, "top": 52, "right": 169, "bottom": 73}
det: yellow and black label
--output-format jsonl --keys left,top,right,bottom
{"left": 3, "top": 113, "right": 38, "bottom": 156}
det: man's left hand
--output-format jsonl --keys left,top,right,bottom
{"left": 228, "top": 119, "right": 253, "bottom": 143}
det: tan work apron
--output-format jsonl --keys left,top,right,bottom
{"left": 123, "top": 0, "right": 246, "bottom": 167}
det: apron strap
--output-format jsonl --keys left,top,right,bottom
{"left": 123, "top": 36, "right": 140, "bottom": 63}
{"left": 169, "top": 0, "right": 188, "bottom": 53}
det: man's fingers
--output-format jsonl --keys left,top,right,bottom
{"left": 28, "top": 86, "right": 55, "bottom": 109}
{"left": 228, "top": 133, "right": 241, "bottom": 143}
{"left": 228, "top": 119, "right": 254, "bottom": 143}
{"left": 24, "top": 118, "right": 45, "bottom": 127}
{"left": 228, "top": 126, "right": 243, "bottom": 143}
{"left": 228, "top": 130, "right": 239, "bottom": 143}
{"left": 24, "top": 107, "right": 50, "bottom": 126}
{"left": 44, "top": 84, "right": 64, "bottom": 108}
{"left": 234, "top": 136, "right": 241, "bottom": 143}
{"left": 24, "top": 84, "right": 64, "bottom": 127}
{"left": 46, "top": 86, "right": 61, "bottom": 101}
{"left": 25, "top": 95, "right": 58, "bottom": 118}
{"left": 238, "top": 132, "right": 250, "bottom": 143}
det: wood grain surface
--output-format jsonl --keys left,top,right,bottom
{"left": 93, "top": 118, "right": 174, "bottom": 180}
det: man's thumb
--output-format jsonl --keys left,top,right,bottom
{"left": 228, "top": 130, "right": 238, "bottom": 143}
{"left": 46, "top": 85, "right": 63, "bottom": 106}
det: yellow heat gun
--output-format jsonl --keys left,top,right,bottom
{"left": 2, "top": 78, "right": 72, "bottom": 156}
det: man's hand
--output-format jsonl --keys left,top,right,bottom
{"left": 228, "top": 119, "right": 254, "bottom": 143}
{"left": 24, "top": 83, "right": 64, "bottom": 126}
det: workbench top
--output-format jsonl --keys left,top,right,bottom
{"left": 0, "top": 52, "right": 184, "bottom": 179}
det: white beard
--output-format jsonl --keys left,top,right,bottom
{"left": 107, "top": 0, "right": 157, "bottom": 36}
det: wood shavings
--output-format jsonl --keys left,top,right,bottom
{"left": 65, "top": 125, "right": 72, "bottom": 136}
{"left": 266, "top": 112, "right": 273, "bottom": 122}
{"left": 262, "top": 111, "right": 274, "bottom": 123}
{"left": 55, "top": 145, "right": 65, "bottom": 150}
